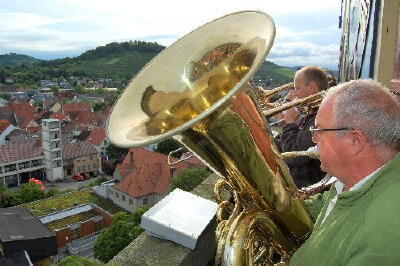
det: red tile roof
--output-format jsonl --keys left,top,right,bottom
{"left": 62, "top": 103, "right": 91, "bottom": 114}
{"left": 26, "top": 126, "right": 41, "bottom": 133}
{"left": 0, "top": 120, "right": 10, "bottom": 132}
{"left": 49, "top": 112, "right": 68, "bottom": 121}
{"left": 0, "top": 141, "right": 43, "bottom": 164}
{"left": 92, "top": 113, "right": 108, "bottom": 128}
{"left": 113, "top": 148, "right": 196, "bottom": 198}
{"left": 63, "top": 141, "right": 98, "bottom": 160}
{"left": 75, "top": 111, "right": 95, "bottom": 125}
{"left": 15, "top": 110, "right": 36, "bottom": 129}
{"left": 34, "top": 110, "right": 47, "bottom": 122}
{"left": 87, "top": 128, "right": 106, "bottom": 145}
{"left": 11, "top": 102, "right": 35, "bottom": 112}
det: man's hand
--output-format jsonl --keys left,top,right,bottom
{"left": 282, "top": 90, "right": 300, "bottom": 124}
{"left": 283, "top": 107, "right": 300, "bottom": 123}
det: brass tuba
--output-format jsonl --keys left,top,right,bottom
{"left": 107, "top": 11, "right": 313, "bottom": 265}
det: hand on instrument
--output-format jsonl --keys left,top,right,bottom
{"left": 283, "top": 106, "right": 300, "bottom": 124}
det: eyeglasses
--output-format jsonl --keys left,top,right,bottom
{"left": 309, "top": 125, "right": 354, "bottom": 138}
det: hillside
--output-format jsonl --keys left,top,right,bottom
{"left": 254, "top": 61, "right": 295, "bottom": 87}
{"left": 0, "top": 53, "right": 42, "bottom": 67}
{"left": 0, "top": 41, "right": 295, "bottom": 88}
{"left": 34, "top": 41, "right": 165, "bottom": 81}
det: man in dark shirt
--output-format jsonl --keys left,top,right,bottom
{"left": 279, "top": 66, "right": 329, "bottom": 188}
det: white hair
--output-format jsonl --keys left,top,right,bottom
{"left": 325, "top": 79, "right": 400, "bottom": 150}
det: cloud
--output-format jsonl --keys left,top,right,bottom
{"left": 0, "top": 0, "right": 342, "bottom": 67}
{"left": 269, "top": 41, "right": 340, "bottom": 69}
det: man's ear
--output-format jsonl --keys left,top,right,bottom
{"left": 309, "top": 81, "right": 319, "bottom": 94}
{"left": 349, "top": 129, "right": 367, "bottom": 155}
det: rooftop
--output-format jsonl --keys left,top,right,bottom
{"left": 63, "top": 141, "right": 97, "bottom": 160}
{"left": 22, "top": 188, "right": 123, "bottom": 217}
{"left": 114, "top": 148, "right": 196, "bottom": 198}
{"left": 87, "top": 128, "right": 107, "bottom": 145}
{"left": 0, "top": 141, "right": 42, "bottom": 164}
{"left": 0, "top": 207, "right": 55, "bottom": 242}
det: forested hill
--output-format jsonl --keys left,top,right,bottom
{"left": 35, "top": 41, "right": 166, "bottom": 81}
{"left": 0, "top": 41, "right": 294, "bottom": 88}
{"left": 0, "top": 53, "right": 42, "bottom": 67}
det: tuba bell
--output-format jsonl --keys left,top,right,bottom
{"left": 107, "top": 11, "right": 314, "bottom": 265}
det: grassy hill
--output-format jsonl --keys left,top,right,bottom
{"left": 0, "top": 53, "right": 42, "bottom": 67}
{"left": 0, "top": 41, "right": 295, "bottom": 88}
{"left": 254, "top": 61, "right": 295, "bottom": 87}
{"left": 31, "top": 41, "right": 164, "bottom": 81}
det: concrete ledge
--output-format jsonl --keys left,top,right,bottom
{"left": 108, "top": 173, "right": 220, "bottom": 266}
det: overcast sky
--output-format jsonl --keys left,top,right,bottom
{"left": 0, "top": 0, "right": 342, "bottom": 69}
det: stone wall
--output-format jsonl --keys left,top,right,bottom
{"left": 108, "top": 173, "right": 220, "bottom": 266}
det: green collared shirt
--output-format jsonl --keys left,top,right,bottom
{"left": 290, "top": 153, "right": 400, "bottom": 266}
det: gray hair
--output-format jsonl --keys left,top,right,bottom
{"left": 326, "top": 79, "right": 400, "bottom": 149}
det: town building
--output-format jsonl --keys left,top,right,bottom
{"left": 0, "top": 207, "right": 58, "bottom": 264}
{"left": 0, "top": 141, "right": 43, "bottom": 187}
{"left": 63, "top": 141, "right": 100, "bottom": 178}
{"left": 87, "top": 128, "right": 108, "bottom": 155}
{"left": 106, "top": 148, "right": 206, "bottom": 213}
{"left": 42, "top": 119, "right": 63, "bottom": 181}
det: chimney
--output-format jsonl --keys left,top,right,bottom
{"left": 129, "top": 151, "right": 134, "bottom": 163}
{"left": 170, "top": 167, "right": 177, "bottom": 177}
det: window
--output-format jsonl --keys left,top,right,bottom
{"left": 4, "top": 175, "right": 18, "bottom": 187}
{"left": 143, "top": 198, "right": 148, "bottom": 206}
{"left": 95, "top": 220, "right": 103, "bottom": 231}
{"left": 4, "top": 164, "right": 16, "bottom": 172}
{"left": 71, "top": 228, "right": 80, "bottom": 240}
{"left": 18, "top": 161, "right": 30, "bottom": 169}
{"left": 31, "top": 160, "right": 42, "bottom": 167}
{"left": 122, "top": 195, "right": 125, "bottom": 201}
{"left": 53, "top": 160, "right": 61, "bottom": 168}
{"left": 115, "top": 192, "right": 119, "bottom": 199}
{"left": 129, "top": 198, "right": 133, "bottom": 205}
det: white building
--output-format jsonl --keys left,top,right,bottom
{"left": 42, "top": 119, "right": 64, "bottom": 181}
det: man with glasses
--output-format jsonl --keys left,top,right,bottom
{"left": 290, "top": 79, "right": 400, "bottom": 265}
{"left": 278, "top": 66, "right": 329, "bottom": 188}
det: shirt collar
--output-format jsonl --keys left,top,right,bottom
{"left": 334, "top": 165, "right": 384, "bottom": 195}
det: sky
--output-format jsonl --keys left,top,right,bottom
{"left": 0, "top": 0, "right": 342, "bottom": 69}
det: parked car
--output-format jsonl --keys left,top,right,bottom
{"left": 73, "top": 173, "right": 89, "bottom": 182}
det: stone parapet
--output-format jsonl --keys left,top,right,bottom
{"left": 108, "top": 173, "right": 220, "bottom": 266}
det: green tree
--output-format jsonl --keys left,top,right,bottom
{"left": 155, "top": 138, "right": 184, "bottom": 158}
{"left": 0, "top": 185, "right": 11, "bottom": 207}
{"left": 170, "top": 167, "right": 212, "bottom": 192}
{"left": 0, "top": 94, "right": 10, "bottom": 101}
{"left": 17, "top": 182, "right": 46, "bottom": 203}
{"left": 93, "top": 102, "right": 106, "bottom": 112}
{"left": 104, "top": 144, "right": 128, "bottom": 164}
{"left": 94, "top": 207, "right": 148, "bottom": 263}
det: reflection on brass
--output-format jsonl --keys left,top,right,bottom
{"left": 143, "top": 45, "right": 256, "bottom": 136}
{"left": 107, "top": 11, "right": 314, "bottom": 265}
